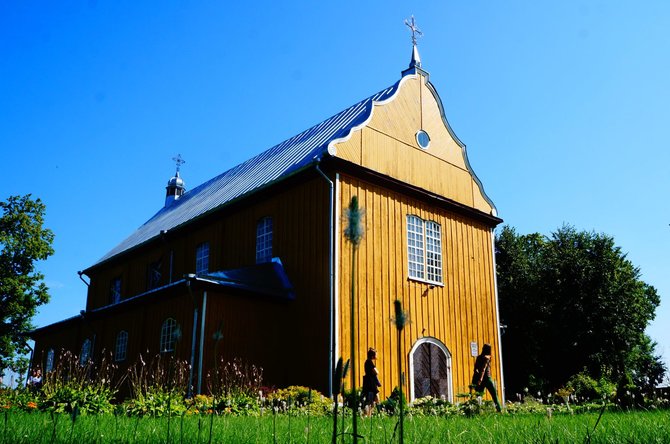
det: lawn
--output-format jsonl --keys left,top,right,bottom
{"left": 2, "top": 409, "right": 669, "bottom": 443}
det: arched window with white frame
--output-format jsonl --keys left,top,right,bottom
{"left": 409, "top": 337, "right": 453, "bottom": 402}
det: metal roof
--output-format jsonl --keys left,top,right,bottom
{"left": 92, "top": 79, "right": 402, "bottom": 267}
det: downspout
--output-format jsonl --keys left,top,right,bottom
{"left": 315, "top": 161, "right": 335, "bottom": 397}
{"left": 25, "top": 343, "right": 34, "bottom": 388}
{"left": 197, "top": 290, "right": 208, "bottom": 394}
{"left": 186, "top": 275, "right": 198, "bottom": 398}
{"left": 77, "top": 271, "right": 90, "bottom": 287}
{"left": 491, "top": 229, "right": 505, "bottom": 406}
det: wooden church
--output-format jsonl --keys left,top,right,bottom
{"left": 31, "top": 35, "right": 504, "bottom": 403}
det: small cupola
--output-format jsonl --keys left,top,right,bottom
{"left": 165, "top": 154, "right": 186, "bottom": 207}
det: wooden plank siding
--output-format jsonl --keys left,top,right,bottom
{"left": 337, "top": 174, "right": 501, "bottom": 401}
{"left": 36, "top": 174, "right": 334, "bottom": 395}
{"left": 332, "top": 74, "right": 494, "bottom": 217}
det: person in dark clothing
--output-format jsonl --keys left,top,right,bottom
{"left": 471, "top": 343, "right": 502, "bottom": 412}
{"left": 362, "top": 347, "right": 381, "bottom": 416}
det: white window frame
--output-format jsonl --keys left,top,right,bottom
{"left": 406, "top": 215, "right": 443, "bottom": 285}
{"left": 45, "top": 348, "right": 55, "bottom": 372}
{"left": 196, "top": 242, "right": 210, "bottom": 274}
{"left": 425, "top": 221, "right": 443, "bottom": 283}
{"left": 256, "top": 216, "right": 273, "bottom": 263}
{"left": 160, "top": 318, "right": 178, "bottom": 353}
{"left": 80, "top": 339, "right": 91, "bottom": 366}
{"left": 115, "top": 330, "right": 128, "bottom": 362}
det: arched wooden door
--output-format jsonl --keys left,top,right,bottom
{"left": 410, "top": 338, "right": 452, "bottom": 401}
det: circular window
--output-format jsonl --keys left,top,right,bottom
{"left": 416, "top": 130, "right": 430, "bottom": 149}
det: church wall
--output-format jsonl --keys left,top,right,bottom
{"left": 59, "top": 174, "right": 332, "bottom": 395}
{"left": 337, "top": 174, "right": 501, "bottom": 401}
{"left": 199, "top": 175, "right": 333, "bottom": 393}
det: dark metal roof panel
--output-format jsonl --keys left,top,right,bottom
{"left": 93, "top": 82, "right": 400, "bottom": 266}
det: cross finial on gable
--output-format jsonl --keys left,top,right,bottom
{"left": 404, "top": 15, "right": 423, "bottom": 46}
{"left": 172, "top": 154, "right": 186, "bottom": 173}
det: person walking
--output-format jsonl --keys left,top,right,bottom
{"left": 471, "top": 343, "right": 502, "bottom": 412}
{"left": 362, "top": 348, "right": 382, "bottom": 417}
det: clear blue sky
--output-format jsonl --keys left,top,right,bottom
{"left": 3, "top": 1, "right": 669, "bottom": 383}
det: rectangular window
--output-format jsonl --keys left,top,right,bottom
{"left": 407, "top": 215, "right": 425, "bottom": 280}
{"left": 110, "top": 277, "right": 121, "bottom": 304}
{"left": 196, "top": 242, "right": 210, "bottom": 274}
{"left": 148, "top": 260, "right": 162, "bottom": 290}
{"left": 115, "top": 331, "right": 128, "bottom": 362}
{"left": 425, "top": 221, "right": 443, "bottom": 283}
{"left": 406, "top": 215, "right": 443, "bottom": 284}
{"left": 256, "top": 217, "right": 273, "bottom": 263}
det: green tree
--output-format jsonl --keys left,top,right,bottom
{"left": 0, "top": 195, "right": 54, "bottom": 372}
{"left": 496, "top": 225, "right": 665, "bottom": 398}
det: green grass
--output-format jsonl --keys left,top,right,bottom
{"left": 2, "top": 409, "right": 669, "bottom": 443}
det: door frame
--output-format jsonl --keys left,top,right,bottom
{"left": 408, "top": 336, "right": 453, "bottom": 402}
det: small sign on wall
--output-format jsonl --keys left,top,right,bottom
{"left": 470, "top": 341, "right": 478, "bottom": 357}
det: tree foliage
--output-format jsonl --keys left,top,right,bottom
{"left": 0, "top": 194, "right": 54, "bottom": 372}
{"left": 496, "top": 225, "right": 665, "bottom": 398}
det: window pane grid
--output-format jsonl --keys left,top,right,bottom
{"left": 256, "top": 217, "right": 273, "bottom": 263}
{"left": 407, "top": 216, "right": 425, "bottom": 280}
{"left": 407, "top": 216, "right": 443, "bottom": 284}
{"left": 160, "top": 318, "right": 177, "bottom": 353}
{"left": 110, "top": 278, "right": 121, "bottom": 304}
{"left": 80, "top": 339, "right": 91, "bottom": 366}
{"left": 425, "top": 221, "right": 443, "bottom": 283}
{"left": 115, "top": 331, "right": 128, "bottom": 362}
{"left": 196, "top": 242, "right": 210, "bottom": 274}
{"left": 46, "top": 349, "right": 55, "bottom": 372}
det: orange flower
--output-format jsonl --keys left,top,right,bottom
{"left": 2, "top": 404, "right": 10, "bottom": 410}
{"left": 27, "top": 402, "right": 37, "bottom": 409}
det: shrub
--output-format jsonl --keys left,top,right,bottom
{"left": 0, "top": 387, "right": 40, "bottom": 412}
{"left": 410, "top": 396, "right": 457, "bottom": 416}
{"left": 206, "top": 357, "right": 263, "bottom": 400}
{"left": 122, "top": 387, "right": 187, "bottom": 417}
{"left": 377, "top": 387, "right": 407, "bottom": 415}
{"left": 266, "top": 386, "right": 331, "bottom": 416}
{"left": 40, "top": 349, "right": 119, "bottom": 415}
{"left": 565, "top": 371, "right": 616, "bottom": 402}
{"left": 124, "top": 353, "right": 191, "bottom": 417}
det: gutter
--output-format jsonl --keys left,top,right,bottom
{"left": 198, "top": 290, "right": 208, "bottom": 394}
{"left": 315, "top": 161, "right": 335, "bottom": 397}
{"left": 491, "top": 229, "right": 506, "bottom": 406}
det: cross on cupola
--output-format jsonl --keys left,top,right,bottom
{"left": 165, "top": 154, "right": 187, "bottom": 207}
{"left": 402, "top": 15, "right": 427, "bottom": 77}
{"left": 172, "top": 154, "right": 186, "bottom": 173}
{"left": 404, "top": 15, "right": 423, "bottom": 47}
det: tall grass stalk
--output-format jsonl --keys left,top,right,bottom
{"left": 344, "top": 195, "right": 364, "bottom": 444}
{"left": 394, "top": 300, "right": 408, "bottom": 444}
